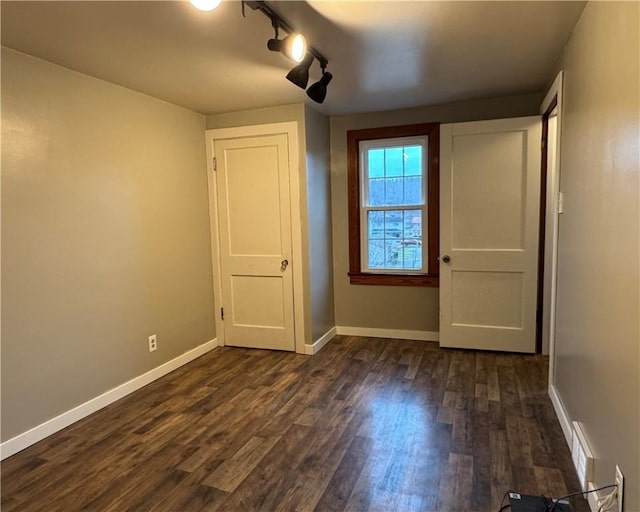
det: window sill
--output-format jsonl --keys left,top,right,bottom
{"left": 348, "top": 272, "right": 439, "bottom": 287}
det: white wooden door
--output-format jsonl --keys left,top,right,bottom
{"left": 439, "top": 117, "right": 542, "bottom": 352}
{"left": 214, "top": 134, "right": 295, "bottom": 351}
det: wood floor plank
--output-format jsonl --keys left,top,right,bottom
{"left": 489, "top": 421, "right": 513, "bottom": 510}
{"left": 174, "top": 483, "right": 228, "bottom": 512}
{"left": 506, "top": 415, "right": 534, "bottom": 467}
{"left": 471, "top": 395, "right": 492, "bottom": 511}
{"left": 216, "top": 424, "right": 311, "bottom": 511}
{"left": 202, "top": 435, "right": 280, "bottom": 492}
{"left": 77, "top": 442, "right": 190, "bottom": 512}
{"left": 1, "top": 336, "right": 588, "bottom": 512}
{"left": 310, "top": 435, "right": 371, "bottom": 512}
{"left": 534, "top": 466, "right": 569, "bottom": 497}
{"left": 437, "top": 452, "right": 474, "bottom": 511}
{"left": 511, "top": 464, "right": 540, "bottom": 497}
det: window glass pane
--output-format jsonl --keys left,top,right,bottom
{"left": 368, "top": 148, "right": 385, "bottom": 178}
{"left": 384, "top": 210, "right": 403, "bottom": 240}
{"left": 384, "top": 177, "right": 403, "bottom": 206}
{"left": 401, "top": 242, "right": 422, "bottom": 269}
{"left": 367, "top": 211, "right": 384, "bottom": 239}
{"left": 364, "top": 208, "right": 424, "bottom": 271}
{"left": 384, "top": 209, "right": 403, "bottom": 269}
{"left": 384, "top": 240, "right": 403, "bottom": 268}
{"left": 368, "top": 240, "right": 385, "bottom": 269}
{"left": 404, "top": 210, "right": 422, "bottom": 240}
{"left": 402, "top": 210, "right": 422, "bottom": 270}
{"left": 403, "top": 146, "right": 422, "bottom": 176}
{"left": 368, "top": 178, "right": 385, "bottom": 206}
{"left": 404, "top": 176, "right": 422, "bottom": 205}
{"left": 385, "top": 147, "right": 403, "bottom": 177}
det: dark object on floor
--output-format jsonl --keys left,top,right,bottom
{"left": 509, "top": 492, "right": 573, "bottom": 512}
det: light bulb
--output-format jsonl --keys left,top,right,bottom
{"left": 290, "top": 34, "right": 306, "bottom": 63}
{"left": 190, "top": 0, "right": 221, "bottom": 12}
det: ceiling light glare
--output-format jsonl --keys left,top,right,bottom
{"left": 290, "top": 34, "right": 306, "bottom": 63}
{"left": 190, "top": 0, "right": 221, "bottom": 12}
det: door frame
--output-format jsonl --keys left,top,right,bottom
{"left": 205, "top": 122, "right": 306, "bottom": 354}
{"left": 540, "top": 71, "right": 564, "bottom": 386}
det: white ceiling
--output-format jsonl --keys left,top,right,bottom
{"left": 1, "top": 1, "right": 585, "bottom": 116}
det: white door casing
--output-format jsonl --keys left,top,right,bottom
{"left": 541, "top": 112, "right": 558, "bottom": 356}
{"left": 205, "top": 123, "right": 304, "bottom": 353}
{"left": 439, "top": 116, "right": 542, "bottom": 353}
{"left": 541, "top": 71, "right": 564, "bottom": 385}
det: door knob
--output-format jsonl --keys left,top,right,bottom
{"left": 442, "top": 255, "right": 451, "bottom": 263}
{"left": 281, "top": 259, "right": 289, "bottom": 271}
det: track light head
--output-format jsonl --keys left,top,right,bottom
{"left": 267, "top": 32, "right": 307, "bottom": 63}
{"left": 307, "top": 70, "right": 333, "bottom": 104}
{"left": 286, "top": 53, "right": 314, "bottom": 89}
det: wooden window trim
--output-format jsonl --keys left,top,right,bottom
{"left": 347, "top": 123, "right": 440, "bottom": 287}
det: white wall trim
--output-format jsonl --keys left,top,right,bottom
{"left": 541, "top": 71, "right": 564, "bottom": 379}
{"left": 549, "top": 383, "right": 573, "bottom": 448}
{"left": 304, "top": 327, "right": 336, "bottom": 355}
{"left": 541, "top": 71, "right": 563, "bottom": 115}
{"left": 335, "top": 326, "right": 439, "bottom": 342}
{"left": 205, "top": 122, "right": 306, "bottom": 354}
{"left": 0, "top": 338, "right": 218, "bottom": 460}
{"left": 205, "top": 132, "right": 226, "bottom": 348}
{"left": 550, "top": 387, "right": 608, "bottom": 512}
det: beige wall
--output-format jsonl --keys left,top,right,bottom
{"left": 330, "top": 93, "right": 542, "bottom": 330}
{"left": 551, "top": 2, "right": 639, "bottom": 508}
{"left": 1, "top": 48, "right": 215, "bottom": 441}
{"left": 304, "top": 105, "right": 335, "bottom": 342}
{"left": 206, "top": 104, "right": 314, "bottom": 344}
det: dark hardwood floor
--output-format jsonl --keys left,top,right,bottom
{"left": 1, "top": 336, "right": 588, "bottom": 512}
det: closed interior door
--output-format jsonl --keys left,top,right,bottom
{"left": 439, "top": 117, "right": 542, "bottom": 353}
{"left": 214, "top": 134, "right": 295, "bottom": 351}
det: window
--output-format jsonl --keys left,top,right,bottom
{"left": 347, "top": 123, "right": 439, "bottom": 286}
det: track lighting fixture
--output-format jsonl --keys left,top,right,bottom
{"left": 306, "top": 66, "right": 333, "bottom": 104}
{"left": 243, "top": 2, "right": 332, "bottom": 102}
{"left": 286, "top": 53, "right": 314, "bottom": 89}
{"left": 192, "top": 1, "right": 334, "bottom": 103}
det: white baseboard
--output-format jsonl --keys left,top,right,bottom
{"left": 304, "top": 327, "right": 336, "bottom": 355}
{"left": 335, "top": 326, "right": 439, "bottom": 342}
{"left": 0, "top": 338, "right": 218, "bottom": 460}
{"left": 549, "top": 385, "right": 613, "bottom": 512}
{"left": 549, "top": 383, "right": 573, "bottom": 448}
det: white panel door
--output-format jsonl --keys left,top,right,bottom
{"left": 440, "top": 117, "right": 542, "bottom": 352}
{"left": 214, "top": 134, "right": 295, "bottom": 351}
